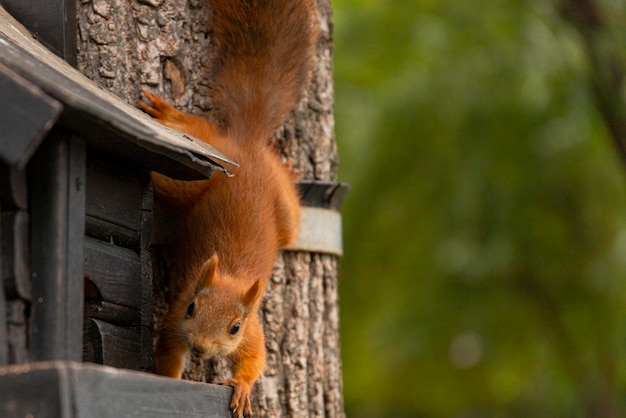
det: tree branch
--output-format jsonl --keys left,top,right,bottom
{"left": 558, "top": 0, "right": 626, "bottom": 168}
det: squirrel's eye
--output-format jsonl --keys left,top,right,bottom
{"left": 186, "top": 302, "right": 195, "bottom": 317}
{"left": 229, "top": 322, "right": 241, "bottom": 335}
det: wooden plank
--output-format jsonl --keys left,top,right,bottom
{"left": 0, "top": 6, "right": 236, "bottom": 181}
{"left": 0, "top": 165, "right": 27, "bottom": 210}
{"left": 84, "top": 152, "right": 142, "bottom": 249}
{"left": 85, "top": 216, "right": 140, "bottom": 250}
{"left": 84, "top": 236, "right": 141, "bottom": 310}
{"left": 0, "top": 63, "right": 63, "bottom": 169}
{"left": 71, "top": 364, "right": 231, "bottom": 417}
{"left": 29, "top": 134, "right": 86, "bottom": 362}
{"left": 0, "top": 362, "right": 68, "bottom": 417}
{"left": 84, "top": 299, "right": 140, "bottom": 326}
{"left": 0, "top": 291, "right": 5, "bottom": 366}
{"left": 139, "top": 174, "right": 154, "bottom": 371}
{"left": 1, "top": 211, "right": 31, "bottom": 300}
{"left": 0, "top": 0, "right": 77, "bottom": 65}
{"left": 84, "top": 319, "right": 141, "bottom": 371}
{"left": 0, "top": 361, "right": 232, "bottom": 418}
{"left": 85, "top": 157, "right": 142, "bottom": 237}
{"left": 0, "top": 203, "right": 6, "bottom": 366}
{"left": 6, "top": 299, "right": 29, "bottom": 365}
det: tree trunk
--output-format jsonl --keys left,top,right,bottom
{"left": 76, "top": 0, "right": 344, "bottom": 416}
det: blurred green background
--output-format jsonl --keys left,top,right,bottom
{"left": 333, "top": 0, "right": 626, "bottom": 416}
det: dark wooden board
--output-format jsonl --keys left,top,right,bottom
{"left": 1, "top": 211, "right": 31, "bottom": 300}
{"left": 5, "top": 299, "right": 28, "bottom": 364}
{"left": 86, "top": 158, "right": 142, "bottom": 232}
{"left": 0, "top": 361, "right": 65, "bottom": 417}
{"left": 139, "top": 176, "right": 154, "bottom": 371}
{"left": 0, "top": 164, "right": 28, "bottom": 210}
{"left": 84, "top": 236, "right": 141, "bottom": 310}
{"left": 0, "top": 361, "right": 232, "bottom": 418}
{"left": 84, "top": 299, "right": 140, "bottom": 326}
{"left": 0, "top": 287, "right": 6, "bottom": 367}
{"left": 0, "top": 205, "right": 6, "bottom": 365}
{"left": 85, "top": 216, "right": 140, "bottom": 250}
{"left": 84, "top": 319, "right": 141, "bottom": 371}
{"left": 0, "top": 62, "right": 63, "bottom": 168}
{"left": 29, "top": 135, "right": 86, "bottom": 362}
{"left": 0, "top": 0, "right": 77, "bottom": 65}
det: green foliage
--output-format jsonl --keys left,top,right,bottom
{"left": 334, "top": 0, "right": 626, "bottom": 416}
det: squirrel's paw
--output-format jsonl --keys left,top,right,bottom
{"left": 137, "top": 90, "right": 185, "bottom": 128}
{"left": 223, "top": 378, "right": 253, "bottom": 418}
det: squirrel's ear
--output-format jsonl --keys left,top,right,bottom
{"left": 197, "top": 253, "right": 219, "bottom": 290}
{"left": 242, "top": 278, "right": 264, "bottom": 308}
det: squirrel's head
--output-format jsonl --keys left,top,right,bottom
{"left": 178, "top": 253, "right": 264, "bottom": 359}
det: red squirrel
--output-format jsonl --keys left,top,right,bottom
{"left": 137, "top": 0, "right": 318, "bottom": 416}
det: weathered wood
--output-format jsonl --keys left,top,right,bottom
{"left": 29, "top": 134, "right": 86, "bottom": 362}
{"left": 84, "top": 319, "right": 141, "bottom": 371}
{"left": 1, "top": 211, "right": 31, "bottom": 300}
{"left": 84, "top": 236, "right": 141, "bottom": 310}
{"left": 0, "top": 203, "right": 6, "bottom": 366}
{"left": 0, "top": 0, "right": 77, "bottom": 65}
{"left": 85, "top": 157, "right": 142, "bottom": 248}
{"left": 85, "top": 216, "right": 140, "bottom": 251}
{"left": 0, "top": 63, "right": 63, "bottom": 169}
{"left": 84, "top": 298, "right": 140, "bottom": 326}
{"left": 0, "top": 165, "right": 27, "bottom": 210}
{"left": 0, "top": 293, "right": 6, "bottom": 366}
{"left": 139, "top": 174, "right": 154, "bottom": 372}
{"left": 0, "top": 361, "right": 65, "bottom": 417}
{"left": 0, "top": 361, "right": 232, "bottom": 418}
{"left": 6, "top": 299, "right": 29, "bottom": 364}
{"left": 0, "top": 5, "right": 236, "bottom": 181}
{"left": 86, "top": 158, "right": 142, "bottom": 233}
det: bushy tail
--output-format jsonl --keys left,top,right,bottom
{"left": 208, "top": 0, "right": 318, "bottom": 144}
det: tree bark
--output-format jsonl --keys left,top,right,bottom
{"left": 76, "top": 0, "right": 344, "bottom": 417}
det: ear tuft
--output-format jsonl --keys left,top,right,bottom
{"left": 197, "top": 253, "right": 219, "bottom": 291}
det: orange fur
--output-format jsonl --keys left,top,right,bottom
{"left": 140, "top": 0, "right": 318, "bottom": 417}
